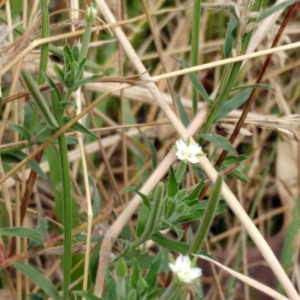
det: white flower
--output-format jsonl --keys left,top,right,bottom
{"left": 169, "top": 254, "right": 202, "bottom": 284}
{"left": 175, "top": 139, "right": 202, "bottom": 164}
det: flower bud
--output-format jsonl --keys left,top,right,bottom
{"left": 86, "top": 5, "right": 97, "bottom": 23}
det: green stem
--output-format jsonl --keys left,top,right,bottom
{"left": 159, "top": 282, "right": 181, "bottom": 300}
{"left": 189, "top": 175, "right": 223, "bottom": 255}
{"left": 51, "top": 89, "right": 72, "bottom": 300}
{"left": 191, "top": 0, "right": 202, "bottom": 115}
{"left": 78, "top": 19, "right": 93, "bottom": 63}
{"left": 131, "top": 183, "right": 164, "bottom": 249}
{"left": 200, "top": 0, "right": 263, "bottom": 139}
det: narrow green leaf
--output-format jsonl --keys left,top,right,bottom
{"left": 177, "top": 59, "right": 211, "bottom": 106}
{"left": 145, "top": 254, "right": 163, "bottom": 290}
{"left": 1, "top": 150, "right": 46, "bottom": 178}
{"left": 257, "top": 0, "right": 298, "bottom": 23}
{"left": 23, "top": 102, "right": 33, "bottom": 132}
{"left": 231, "top": 168, "right": 248, "bottom": 182}
{"left": 122, "top": 223, "right": 132, "bottom": 241}
{"left": 29, "top": 213, "right": 48, "bottom": 249}
{"left": 151, "top": 232, "right": 189, "bottom": 254}
{"left": 214, "top": 89, "right": 251, "bottom": 123}
{"left": 72, "top": 44, "right": 80, "bottom": 62}
{"left": 131, "top": 260, "right": 140, "bottom": 289}
{"left": 73, "top": 291, "right": 104, "bottom": 300}
{"left": 167, "top": 166, "right": 178, "bottom": 198}
{"left": 22, "top": 70, "right": 58, "bottom": 129}
{"left": 185, "top": 179, "right": 205, "bottom": 201}
{"left": 13, "top": 262, "right": 61, "bottom": 300}
{"left": 174, "top": 93, "right": 190, "bottom": 127}
{"left": 224, "top": 12, "right": 238, "bottom": 58}
{"left": 175, "top": 160, "right": 187, "bottom": 183}
{"left": 70, "top": 74, "right": 103, "bottom": 89}
{"left": 105, "top": 269, "right": 117, "bottom": 299}
{"left": 127, "top": 289, "right": 137, "bottom": 300}
{"left": 0, "top": 227, "right": 44, "bottom": 245}
{"left": 53, "top": 65, "right": 65, "bottom": 85}
{"left": 127, "top": 186, "right": 151, "bottom": 210}
{"left": 231, "top": 83, "right": 273, "bottom": 92}
{"left": 139, "top": 129, "right": 157, "bottom": 169}
{"left": 7, "top": 121, "right": 31, "bottom": 142}
{"left": 277, "top": 197, "right": 299, "bottom": 295}
{"left": 116, "top": 257, "right": 128, "bottom": 279}
{"left": 29, "top": 295, "right": 44, "bottom": 300}
{"left": 63, "top": 116, "right": 98, "bottom": 140}
{"left": 199, "top": 133, "right": 237, "bottom": 155}
{"left": 89, "top": 177, "right": 101, "bottom": 218}
{"left": 89, "top": 244, "right": 100, "bottom": 284}
{"left": 136, "top": 203, "right": 150, "bottom": 237}
{"left": 43, "top": 72, "right": 63, "bottom": 103}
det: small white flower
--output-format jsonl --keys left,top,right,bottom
{"left": 175, "top": 138, "right": 202, "bottom": 164}
{"left": 169, "top": 254, "right": 202, "bottom": 284}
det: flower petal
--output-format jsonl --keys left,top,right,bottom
{"left": 187, "top": 156, "right": 199, "bottom": 164}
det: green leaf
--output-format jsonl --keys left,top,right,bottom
{"left": 29, "top": 295, "right": 44, "bottom": 300}
{"left": 63, "top": 116, "right": 98, "bottom": 140}
{"left": 116, "top": 257, "right": 128, "bottom": 279}
{"left": 185, "top": 179, "right": 205, "bottom": 201}
{"left": 231, "top": 168, "right": 248, "bottom": 182}
{"left": 127, "top": 186, "right": 151, "bottom": 210}
{"left": 60, "top": 101, "right": 78, "bottom": 111}
{"left": 127, "top": 289, "right": 137, "bottom": 300}
{"left": 199, "top": 133, "right": 237, "bottom": 155}
{"left": 105, "top": 269, "right": 117, "bottom": 299}
{"left": 23, "top": 102, "right": 33, "bottom": 132}
{"left": 53, "top": 65, "right": 65, "bottom": 85}
{"left": 32, "top": 126, "right": 55, "bottom": 144}
{"left": 73, "top": 291, "right": 104, "bottom": 300}
{"left": 131, "top": 260, "right": 140, "bottom": 289}
{"left": 89, "top": 244, "right": 100, "bottom": 284}
{"left": 74, "top": 234, "right": 103, "bottom": 243}
{"left": 122, "top": 223, "right": 132, "bottom": 241}
{"left": 0, "top": 227, "right": 44, "bottom": 245}
{"left": 231, "top": 83, "right": 273, "bottom": 92}
{"left": 43, "top": 72, "right": 63, "bottom": 103}
{"left": 7, "top": 121, "right": 31, "bottom": 142}
{"left": 12, "top": 262, "right": 61, "bottom": 300}
{"left": 139, "top": 129, "right": 157, "bottom": 169}
{"left": 277, "top": 197, "right": 299, "bottom": 295}
{"left": 151, "top": 232, "right": 189, "bottom": 254}
{"left": 214, "top": 89, "right": 251, "bottom": 123}
{"left": 29, "top": 213, "right": 48, "bottom": 249}
{"left": 175, "top": 93, "right": 190, "bottom": 127}
{"left": 22, "top": 70, "right": 58, "bottom": 129}
{"left": 224, "top": 9, "right": 238, "bottom": 58}
{"left": 167, "top": 166, "right": 178, "bottom": 198}
{"left": 177, "top": 59, "right": 211, "bottom": 106}
{"left": 89, "top": 177, "right": 101, "bottom": 218}
{"left": 257, "top": 0, "right": 298, "bottom": 23}
{"left": 145, "top": 254, "right": 163, "bottom": 290}
{"left": 72, "top": 44, "right": 80, "bottom": 62}
{"left": 1, "top": 150, "right": 46, "bottom": 178}
{"left": 136, "top": 203, "right": 150, "bottom": 237}
{"left": 70, "top": 74, "right": 103, "bottom": 90}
